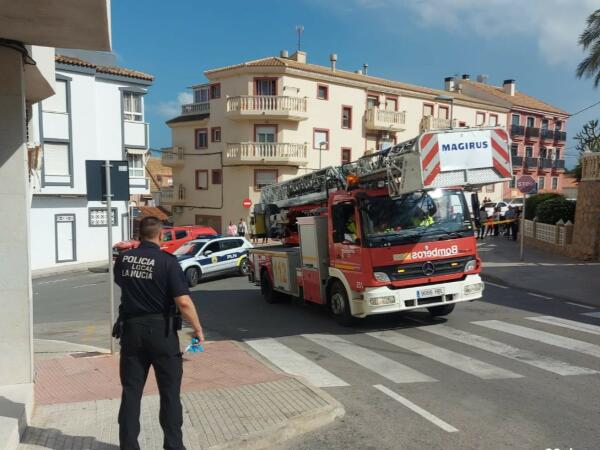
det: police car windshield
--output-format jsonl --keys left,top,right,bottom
{"left": 361, "top": 189, "right": 471, "bottom": 242}
{"left": 173, "top": 240, "right": 207, "bottom": 256}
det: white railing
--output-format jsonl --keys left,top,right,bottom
{"left": 366, "top": 108, "right": 406, "bottom": 126}
{"left": 226, "top": 142, "right": 308, "bottom": 163}
{"left": 181, "top": 102, "right": 210, "bottom": 115}
{"left": 161, "top": 185, "right": 185, "bottom": 203}
{"left": 227, "top": 96, "right": 307, "bottom": 114}
{"left": 420, "top": 115, "right": 455, "bottom": 132}
{"left": 161, "top": 146, "right": 184, "bottom": 164}
{"left": 581, "top": 153, "right": 600, "bottom": 181}
{"left": 524, "top": 219, "right": 574, "bottom": 246}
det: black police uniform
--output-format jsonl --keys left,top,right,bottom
{"left": 114, "top": 240, "right": 191, "bottom": 450}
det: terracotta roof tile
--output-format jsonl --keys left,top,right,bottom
{"left": 55, "top": 54, "right": 154, "bottom": 82}
{"left": 462, "top": 80, "right": 567, "bottom": 115}
{"left": 136, "top": 206, "right": 169, "bottom": 222}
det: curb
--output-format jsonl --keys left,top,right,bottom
{"left": 208, "top": 377, "right": 345, "bottom": 450}
{"left": 32, "top": 261, "right": 107, "bottom": 279}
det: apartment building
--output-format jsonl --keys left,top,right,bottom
{"left": 447, "top": 76, "right": 568, "bottom": 199}
{"left": 29, "top": 51, "right": 153, "bottom": 270}
{"left": 164, "top": 51, "right": 509, "bottom": 232}
{"left": 146, "top": 156, "right": 173, "bottom": 207}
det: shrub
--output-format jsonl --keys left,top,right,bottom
{"left": 524, "top": 193, "right": 562, "bottom": 220}
{"left": 536, "top": 197, "right": 576, "bottom": 224}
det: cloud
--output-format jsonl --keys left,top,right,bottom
{"left": 153, "top": 91, "right": 193, "bottom": 118}
{"left": 319, "top": 0, "right": 598, "bottom": 66}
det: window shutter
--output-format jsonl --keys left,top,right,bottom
{"left": 44, "top": 143, "right": 70, "bottom": 176}
{"left": 43, "top": 80, "right": 67, "bottom": 113}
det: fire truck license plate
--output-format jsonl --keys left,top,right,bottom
{"left": 417, "top": 287, "right": 445, "bottom": 299}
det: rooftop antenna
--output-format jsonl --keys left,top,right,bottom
{"left": 295, "top": 25, "right": 304, "bottom": 51}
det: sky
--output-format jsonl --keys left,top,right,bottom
{"left": 111, "top": 0, "right": 600, "bottom": 168}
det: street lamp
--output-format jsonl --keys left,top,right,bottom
{"left": 435, "top": 94, "right": 454, "bottom": 128}
{"left": 319, "top": 141, "right": 328, "bottom": 169}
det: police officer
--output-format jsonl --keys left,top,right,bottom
{"left": 114, "top": 216, "right": 204, "bottom": 450}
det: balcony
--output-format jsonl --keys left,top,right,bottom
{"left": 226, "top": 96, "right": 308, "bottom": 121}
{"left": 525, "top": 127, "right": 540, "bottom": 142}
{"left": 365, "top": 107, "right": 406, "bottom": 131}
{"left": 552, "top": 159, "right": 566, "bottom": 171}
{"left": 512, "top": 156, "right": 523, "bottom": 167}
{"left": 419, "top": 116, "right": 456, "bottom": 132}
{"left": 181, "top": 102, "right": 210, "bottom": 115}
{"left": 538, "top": 158, "right": 554, "bottom": 170}
{"left": 161, "top": 185, "right": 185, "bottom": 205}
{"left": 523, "top": 157, "right": 538, "bottom": 170}
{"left": 510, "top": 124, "right": 525, "bottom": 138}
{"left": 582, "top": 153, "right": 600, "bottom": 181}
{"left": 224, "top": 142, "right": 309, "bottom": 166}
{"left": 123, "top": 120, "right": 148, "bottom": 148}
{"left": 540, "top": 129, "right": 555, "bottom": 143}
{"left": 161, "top": 146, "right": 184, "bottom": 166}
{"left": 554, "top": 131, "right": 567, "bottom": 143}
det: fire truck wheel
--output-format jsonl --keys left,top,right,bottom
{"left": 185, "top": 267, "right": 201, "bottom": 287}
{"left": 427, "top": 303, "right": 455, "bottom": 317}
{"left": 261, "top": 270, "right": 278, "bottom": 303}
{"left": 329, "top": 281, "right": 354, "bottom": 326}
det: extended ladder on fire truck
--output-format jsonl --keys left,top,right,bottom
{"left": 258, "top": 126, "right": 512, "bottom": 209}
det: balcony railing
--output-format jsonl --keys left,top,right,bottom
{"left": 161, "top": 185, "right": 185, "bottom": 204}
{"left": 512, "top": 156, "right": 523, "bottom": 166}
{"left": 538, "top": 158, "right": 554, "bottom": 169}
{"left": 225, "top": 142, "right": 308, "bottom": 166}
{"left": 365, "top": 107, "right": 406, "bottom": 131}
{"left": 582, "top": 153, "right": 600, "bottom": 181}
{"left": 554, "top": 131, "right": 567, "bottom": 142}
{"left": 540, "top": 129, "right": 555, "bottom": 141}
{"left": 161, "top": 146, "right": 184, "bottom": 166}
{"left": 419, "top": 116, "right": 456, "bottom": 132}
{"left": 181, "top": 102, "right": 210, "bottom": 115}
{"left": 510, "top": 124, "right": 525, "bottom": 136}
{"left": 226, "top": 96, "right": 308, "bottom": 120}
{"left": 552, "top": 159, "right": 566, "bottom": 170}
{"left": 525, "top": 127, "right": 540, "bottom": 140}
{"left": 524, "top": 157, "right": 538, "bottom": 168}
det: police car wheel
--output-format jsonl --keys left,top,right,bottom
{"left": 239, "top": 258, "right": 250, "bottom": 276}
{"left": 427, "top": 303, "right": 455, "bottom": 317}
{"left": 329, "top": 281, "right": 354, "bottom": 326}
{"left": 185, "top": 267, "right": 201, "bottom": 287}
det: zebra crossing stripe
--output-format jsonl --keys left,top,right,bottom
{"left": 303, "top": 334, "right": 436, "bottom": 384}
{"left": 474, "top": 320, "right": 600, "bottom": 359}
{"left": 422, "top": 325, "right": 597, "bottom": 376}
{"left": 526, "top": 316, "right": 600, "bottom": 337}
{"left": 368, "top": 330, "right": 523, "bottom": 380}
{"left": 245, "top": 338, "right": 349, "bottom": 387}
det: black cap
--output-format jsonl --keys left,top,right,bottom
{"left": 462, "top": 74, "right": 470, "bottom": 79}
{"left": 503, "top": 79, "right": 515, "bottom": 84}
{"left": 444, "top": 76, "right": 453, "bottom": 82}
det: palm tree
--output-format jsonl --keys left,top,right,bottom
{"left": 577, "top": 9, "right": 600, "bottom": 87}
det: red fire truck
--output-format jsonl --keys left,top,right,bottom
{"left": 248, "top": 127, "right": 512, "bottom": 324}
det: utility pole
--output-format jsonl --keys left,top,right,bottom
{"left": 103, "top": 160, "right": 115, "bottom": 354}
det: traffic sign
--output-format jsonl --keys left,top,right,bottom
{"left": 242, "top": 198, "right": 252, "bottom": 208}
{"left": 516, "top": 175, "right": 536, "bottom": 194}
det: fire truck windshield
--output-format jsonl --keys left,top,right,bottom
{"left": 360, "top": 189, "right": 472, "bottom": 245}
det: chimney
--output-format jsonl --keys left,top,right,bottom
{"left": 503, "top": 79, "right": 516, "bottom": 96}
{"left": 329, "top": 53, "right": 337, "bottom": 72}
{"left": 290, "top": 50, "right": 306, "bottom": 63}
{"left": 462, "top": 74, "right": 470, "bottom": 80}
{"left": 476, "top": 74, "right": 488, "bottom": 83}
{"left": 444, "top": 76, "right": 455, "bottom": 91}
{"left": 363, "top": 63, "right": 368, "bottom": 75}
{"left": 354, "top": 69, "right": 362, "bottom": 75}
{"left": 280, "top": 49, "right": 289, "bottom": 58}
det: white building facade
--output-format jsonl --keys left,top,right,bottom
{"left": 29, "top": 52, "right": 153, "bottom": 271}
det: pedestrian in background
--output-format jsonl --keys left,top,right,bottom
{"left": 493, "top": 207, "right": 501, "bottom": 237}
{"left": 114, "top": 216, "right": 205, "bottom": 450}
{"left": 512, "top": 208, "right": 521, "bottom": 242}
{"left": 478, "top": 207, "right": 488, "bottom": 239}
{"left": 237, "top": 218, "right": 248, "bottom": 238}
{"left": 249, "top": 216, "right": 257, "bottom": 244}
{"left": 504, "top": 206, "right": 516, "bottom": 240}
{"left": 227, "top": 221, "right": 237, "bottom": 236}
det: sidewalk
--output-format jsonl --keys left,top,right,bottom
{"left": 479, "top": 236, "right": 600, "bottom": 307}
{"left": 15, "top": 339, "right": 343, "bottom": 450}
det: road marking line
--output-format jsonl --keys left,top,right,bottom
{"left": 245, "top": 338, "right": 349, "bottom": 387}
{"left": 474, "top": 320, "right": 600, "bottom": 359}
{"left": 582, "top": 311, "right": 600, "bottom": 319}
{"left": 71, "top": 283, "right": 100, "bottom": 289}
{"left": 484, "top": 281, "right": 508, "bottom": 289}
{"left": 303, "top": 334, "right": 436, "bottom": 384}
{"left": 527, "top": 316, "right": 600, "bottom": 336}
{"left": 36, "top": 278, "right": 70, "bottom": 285}
{"left": 527, "top": 292, "right": 552, "bottom": 300}
{"left": 566, "top": 302, "right": 596, "bottom": 310}
{"left": 373, "top": 385, "right": 458, "bottom": 433}
{"left": 422, "top": 325, "right": 597, "bottom": 376}
{"left": 368, "top": 330, "right": 522, "bottom": 380}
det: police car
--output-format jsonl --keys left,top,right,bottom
{"left": 173, "top": 236, "right": 253, "bottom": 286}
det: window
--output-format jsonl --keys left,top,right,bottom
{"left": 221, "top": 239, "right": 244, "bottom": 251}
{"left": 175, "top": 230, "right": 187, "bottom": 240}
{"left": 367, "top": 95, "right": 379, "bottom": 109}
{"left": 313, "top": 129, "right": 329, "bottom": 149}
{"left": 211, "top": 127, "right": 221, "bottom": 142}
{"left": 195, "top": 170, "right": 208, "bottom": 190}
{"left": 526, "top": 116, "right": 535, "bottom": 128}
{"left": 317, "top": 84, "right": 329, "bottom": 100}
{"left": 438, "top": 106, "right": 449, "bottom": 120}
{"left": 485, "top": 184, "right": 495, "bottom": 193}
{"left": 541, "top": 119, "right": 549, "bottom": 130}
{"left": 332, "top": 203, "right": 357, "bottom": 244}
{"left": 423, "top": 103, "right": 434, "bottom": 117}
{"left": 476, "top": 112, "right": 485, "bottom": 126}
{"left": 162, "top": 231, "right": 173, "bottom": 242}
{"left": 43, "top": 79, "right": 68, "bottom": 113}
{"left": 525, "top": 146, "right": 533, "bottom": 157}
{"left": 89, "top": 208, "right": 118, "bottom": 227}
{"left": 538, "top": 176, "right": 545, "bottom": 190}
{"left": 379, "top": 136, "right": 395, "bottom": 150}
{"left": 341, "top": 148, "right": 352, "bottom": 164}
{"left": 123, "top": 92, "right": 143, "bottom": 121}
{"left": 539, "top": 147, "right": 547, "bottom": 159}
{"left": 341, "top": 106, "right": 352, "bottom": 129}
{"left": 212, "top": 169, "right": 222, "bottom": 185}
{"left": 458, "top": 121, "right": 467, "bottom": 127}
{"left": 255, "top": 125, "right": 277, "bottom": 143}
{"left": 194, "top": 87, "right": 209, "bottom": 103}
{"left": 385, "top": 97, "right": 397, "bottom": 111}
{"left": 44, "top": 142, "right": 70, "bottom": 177}
{"left": 127, "top": 153, "right": 144, "bottom": 178}
{"left": 254, "top": 169, "right": 277, "bottom": 190}
{"left": 210, "top": 83, "right": 221, "bottom": 99}
{"left": 511, "top": 114, "right": 520, "bottom": 125}
{"left": 195, "top": 128, "right": 208, "bottom": 149}
{"left": 255, "top": 78, "right": 277, "bottom": 96}
{"left": 511, "top": 144, "right": 519, "bottom": 156}
{"left": 555, "top": 149, "right": 561, "bottom": 160}
{"left": 489, "top": 114, "right": 498, "bottom": 126}
{"left": 552, "top": 177, "right": 558, "bottom": 190}
{"left": 203, "top": 241, "right": 221, "bottom": 254}
{"left": 555, "top": 121, "right": 562, "bottom": 131}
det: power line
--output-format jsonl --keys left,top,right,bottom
{"left": 569, "top": 98, "right": 600, "bottom": 117}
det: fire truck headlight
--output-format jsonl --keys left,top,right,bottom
{"left": 463, "top": 283, "right": 483, "bottom": 296}
{"left": 374, "top": 272, "right": 390, "bottom": 282}
{"left": 369, "top": 296, "right": 396, "bottom": 306}
{"left": 464, "top": 259, "right": 477, "bottom": 272}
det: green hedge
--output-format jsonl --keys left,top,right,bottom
{"left": 536, "top": 197, "right": 576, "bottom": 224}
{"left": 524, "top": 193, "right": 562, "bottom": 220}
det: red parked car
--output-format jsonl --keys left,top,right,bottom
{"left": 113, "top": 225, "right": 219, "bottom": 257}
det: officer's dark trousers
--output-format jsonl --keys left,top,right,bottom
{"left": 119, "top": 316, "right": 184, "bottom": 450}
